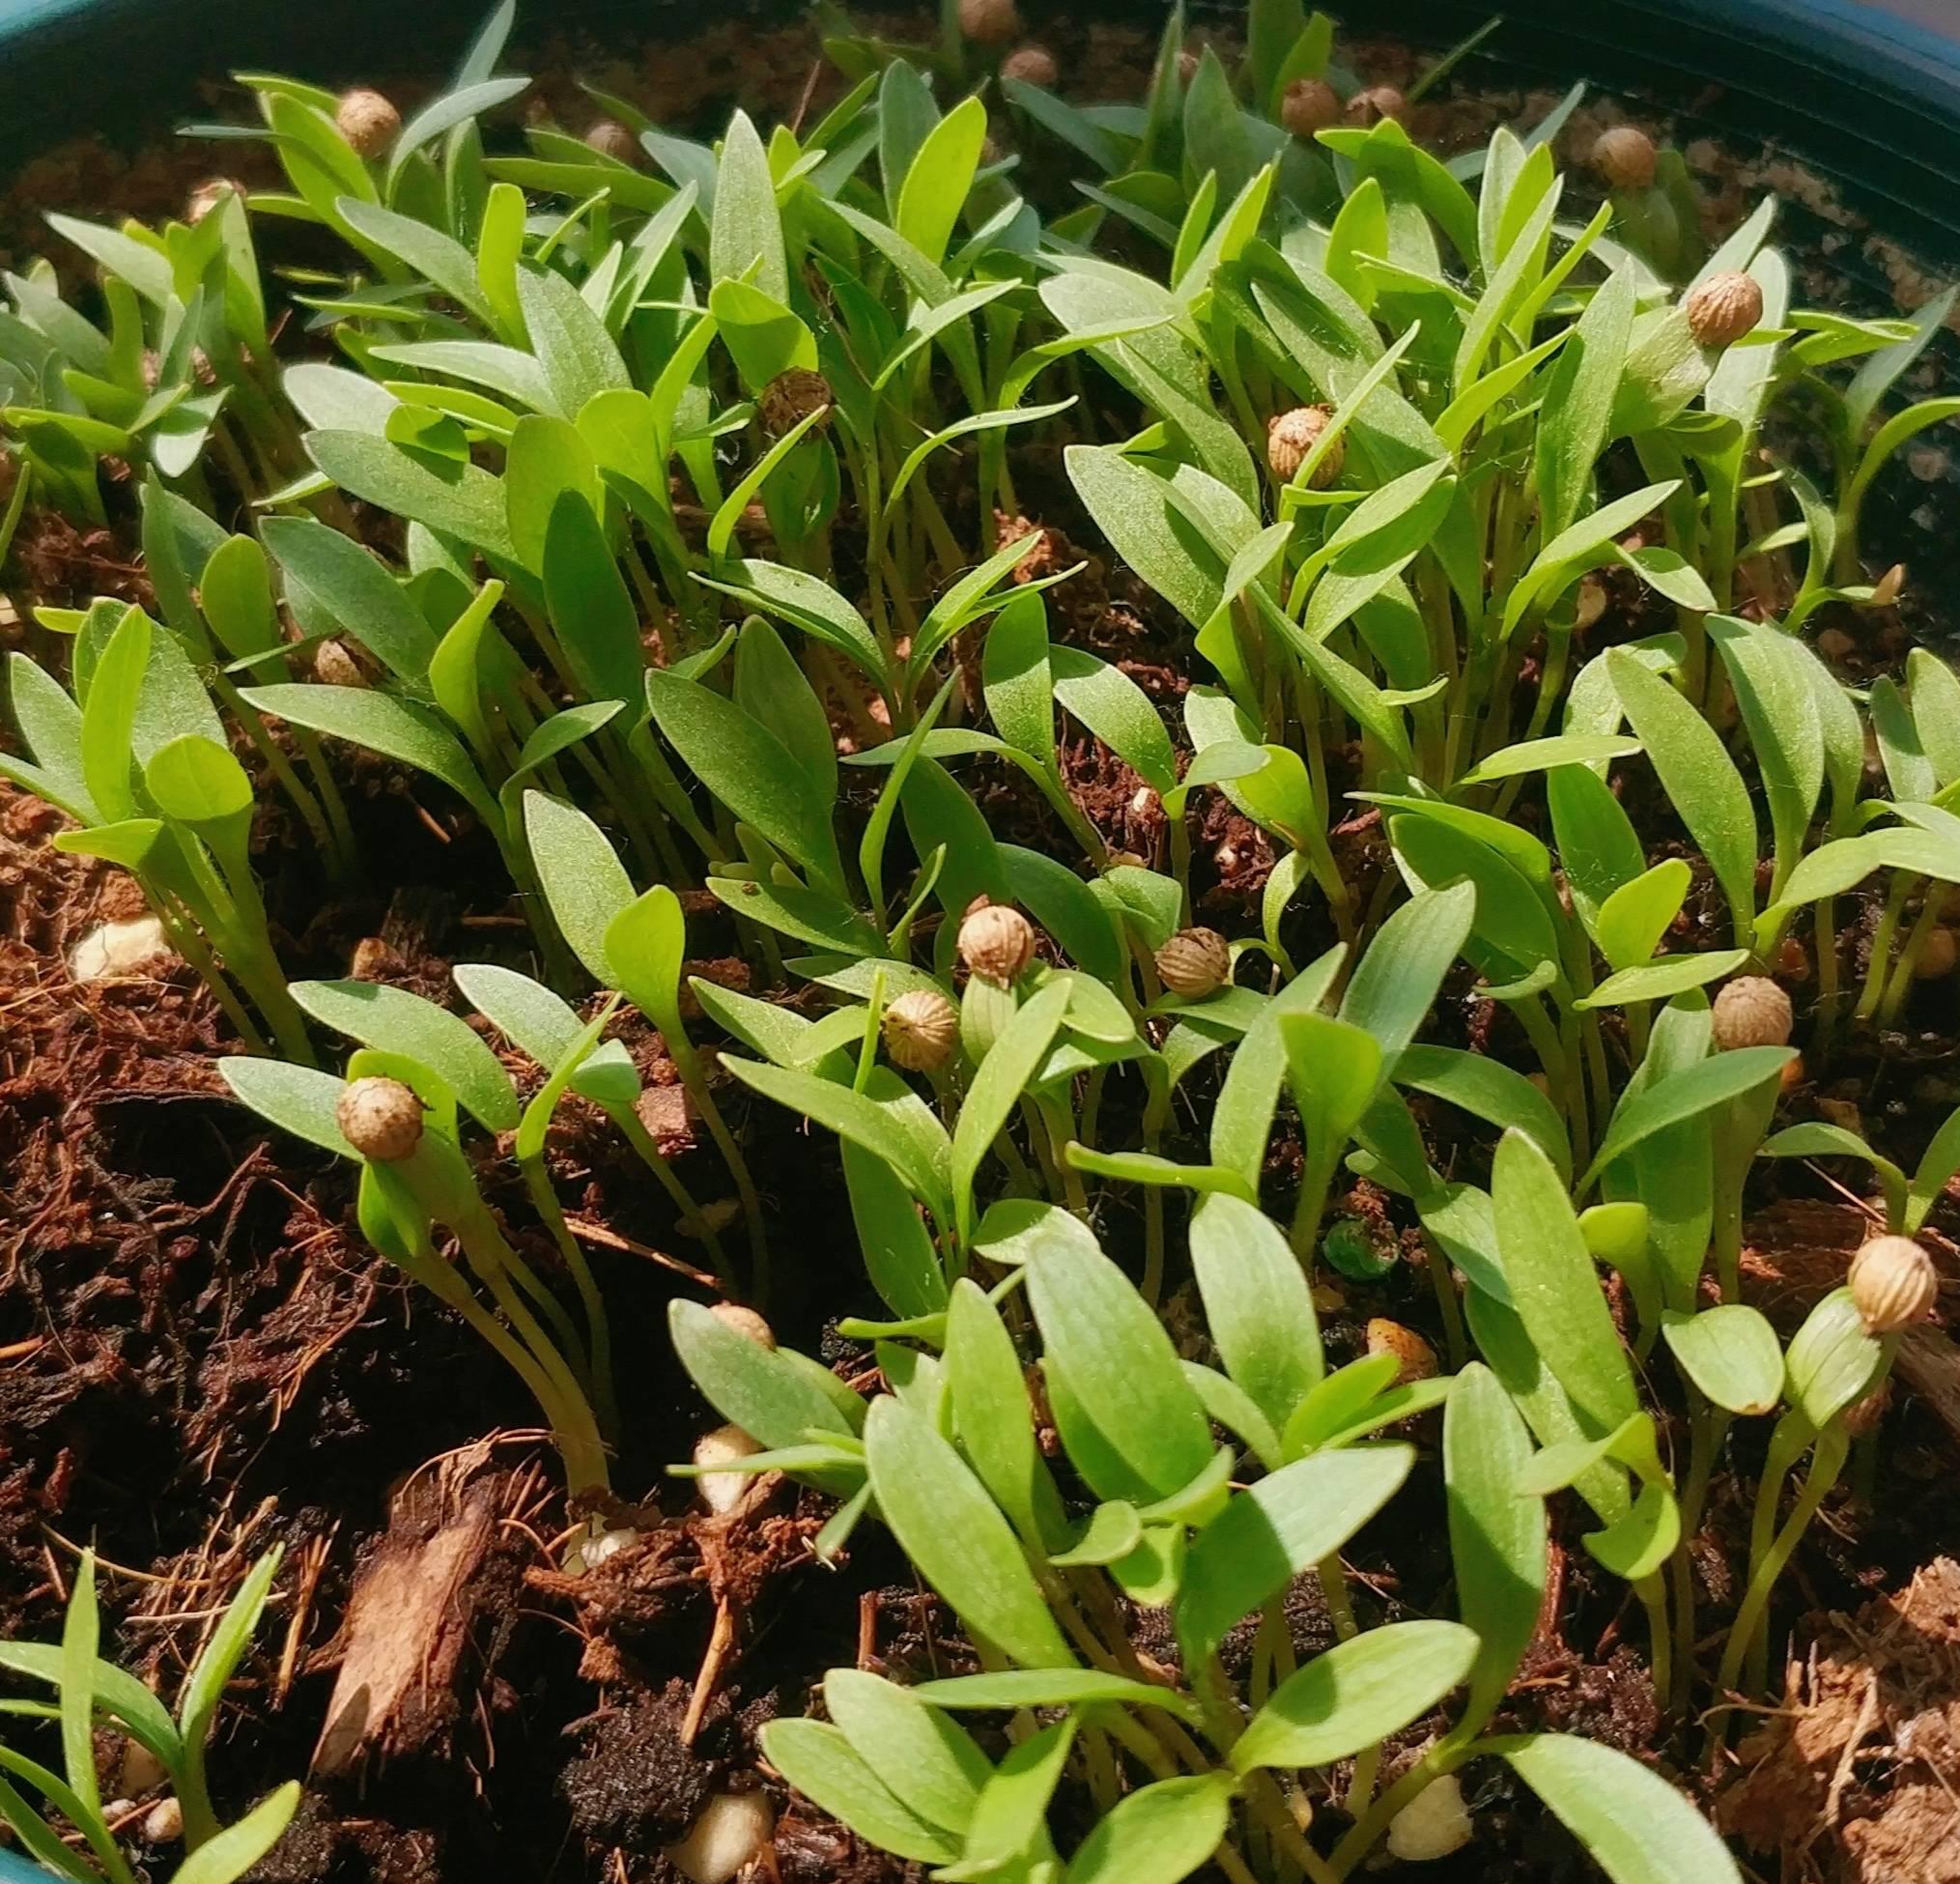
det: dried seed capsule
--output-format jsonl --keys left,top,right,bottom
{"left": 1366, "top": 1317, "right": 1438, "bottom": 1385}
{"left": 883, "top": 987, "right": 960, "bottom": 1070}
{"left": 959, "top": 903, "right": 1037, "bottom": 985}
{"left": 1280, "top": 77, "right": 1341, "bottom": 138}
{"left": 185, "top": 178, "right": 246, "bottom": 224}
{"left": 1344, "top": 85, "right": 1405, "bottom": 128}
{"left": 336, "top": 1076, "right": 424, "bottom": 1162}
{"left": 709, "top": 1301, "right": 777, "bottom": 1350}
{"left": 583, "top": 119, "right": 639, "bottom": 163}
{"left": 335, "top": 88, "right": 402, "bottom": 159}
{"left": 1002, "top": 43, "right": 1059, "bottom": 88}
{"left": 1155, "top": 927, "right": 1232, "bottom": 999}
{"left": 1266, "top": 404, "right": 1343, "bottom": 486}
{"left": 1685, "top": 270, "right": 1764, "bottom": 349}
{"left": 758, "top": 366, "right": 833, "bottom": 437}
{"left": 313, "top": 638, "right": 366, "bottom": 688}
{"left": 1710, "top": 975, "right": 1793, "bottom": 1050}
{"left": 1591, "top": 126, "right": 1658, "bottom": 191}
{"left": 1849, "top": 1233, "right": 1938, "bottom": 1333}
{"left": 957, "top": 0, "right": 1021, "bottom": 45}
{"left": 1871, "top": 562, "right": 1906, "bottom": 608}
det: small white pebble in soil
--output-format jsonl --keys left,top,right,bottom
{"left": 694, "top": 1424, "right": 762, "bottom": 1516}
{"left": 69, "top": 915, "right": 172, "bottom": 982}
{"left": 666, "top": 1790, "right": 775, "bottom": 1884}
{"left": 1386, "top": 1773, "right": 1473, "bottom": 1862}
{"left": 142, "top": 1797, "right": 184, "bottom": 1844}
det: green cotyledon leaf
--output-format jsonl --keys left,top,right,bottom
{"left": 643, "top": 667, "right": 845, "bottom": 894}
{"left": 865, "top": 1397, "right": 1075, "bottom": 1669}
{"left": 1231, "top": 1620, "right": 1479, "bottom": 1773}
{"left": 1061, "top": 1772, "right": 1235, "bottom": 1884}
{"left": 1446, "top": 1361, "right": 1547, "bottom": 1731}
{"left": 1025, "top": 1203, "right": 1213, "bottom": 1500}
{"left": 1175, "top": 1446, "right": 1415, "bottom": 1667}
{"left": 1492, "top": 1129, "right": 1638, "bottom": 1440}
{"left": 1608, "top": 649, "right": 1757, "bottom": 943}
{"left": 1501, "top": 1734, "right": 1742, "bottom": 1884}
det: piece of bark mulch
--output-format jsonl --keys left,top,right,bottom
{"left": 1719, "top": 1555, "right": 1960, "bottom": 1881}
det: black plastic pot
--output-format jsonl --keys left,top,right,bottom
{"left": 3, "top": 0, "right": 1959, "bottom": 269}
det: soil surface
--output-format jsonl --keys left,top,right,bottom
{"left": 3, "top": 9, "right": 1960, "bottom": 1884}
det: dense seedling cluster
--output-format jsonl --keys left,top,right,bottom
{"left": 4, "top": 0, "right": 1959, "bottom": 1877}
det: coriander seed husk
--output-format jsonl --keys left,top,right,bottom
{"left": 758, "top": 366, "right": 833, "bottom": 436}
{"left": 1280, "top": 77, "right": 1341, "bottom": 138}
{"left": 1711, "top": 975, "right": 1792, "bottom": 1050}
{"left": 336, "top": 1076, "right": 424, "bottom": 1162}
{"left": 693, "top": 1424, "right": 763, "bottom": 1516}
{"left": 1155, "top": 927, "right": 1232, "bottom": 999}
{"left": 1388, "top": 1775, "right": 1473, "bottom": 1861}
{"left": 1685, "top": 270, "right": 1764, "bottom": 349}
{"left": 185, "top": 178, "right": 246, "bottom": 224}
{"left": 141, "top": 1799, "right": 184, "bottom": 1845}
{"left": 583, "top": 119, "right": 638, "bottom": 162}
{"left": 1849, "top": 1233, "right": 1938, "bottom": 1333}
{"left": 313, "top": 639, "right": 366, "bottom": 688}
{"left": 1916, "top": 927, "right": 1958, "bottom": 980}
{"left": 667, "top": 1791, "right": 776, "bottom": 1884}
{"left": 1002, "top": 43, "right": 1059, "bottom": 88}
{"left": 959, "top": 903, "right": 1037, "bottom": 985}
{"left": 709, "top": 1301, "right": 777, "bottom": 1350}
{"left": 335, "top": 88, "right": 401, "bottom": 158}
{"left": 957, "top": 0, "right": 1021, "bottom": 44}
{"left": 1266, "top": 404, "right": 1342, "bottom": 486}
{"left": 883, "top": 987, "right": 959, "bottom": 1071}
{"left": 1366, "top": 1317, "right": 1438, "bottom": 1384}
{"left": 1591, "top": 125, "right": 1658, "bottom": 190}
{"left": 1344, "top": 84, "right": 1405, "bottom": 127}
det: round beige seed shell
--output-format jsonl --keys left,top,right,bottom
{"left": 1711, "top": 975, "right": 1793, "bottom": 1050}
{"left": 1849, "top": 1234, "right": 1938, "bottom": 1334}
{"left": 336, "top": 1076, "right": 425, "bottom": 1162}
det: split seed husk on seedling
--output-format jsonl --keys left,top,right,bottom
{"left": 1850, "top": 1235, "right": 1939, "bottom": 1332}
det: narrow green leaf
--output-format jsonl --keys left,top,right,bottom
{"left": 1502, "top": 1734, "right": 1741, "bottom": 1884}
{"left": 1609, "top": 649, "right": 1757, "bottom": 940}
{"left": 761, "top": 1720, "right": 960, "bottom": 1864}
{"left": 1232, "top": 1621, "right": 1478, "bottom": 1773}
{"left": 1493, "top": 1129, "right": 1638, "bottom": 1437}
{"left": 291, "top": 980, "right": 518, "bottom": 1129}
{"left": 1662, "top": 1305, "right": 1783, "bottom": 1416}
{"left": 866, "top": 1397, "right": 1075, "bottom": 1668}
{"left": 1446, "top": 1361, "right": 1547, "bottom": 1728}
{"left": 1175, "top": 1447, "right": 1415, "bottom": 1666}
{"left": 1190, "top": 1192, "right": 1322, "bottom": 1431}
{"left": 1062, "top": 1773, "right": 1234, "bottom": 1884}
